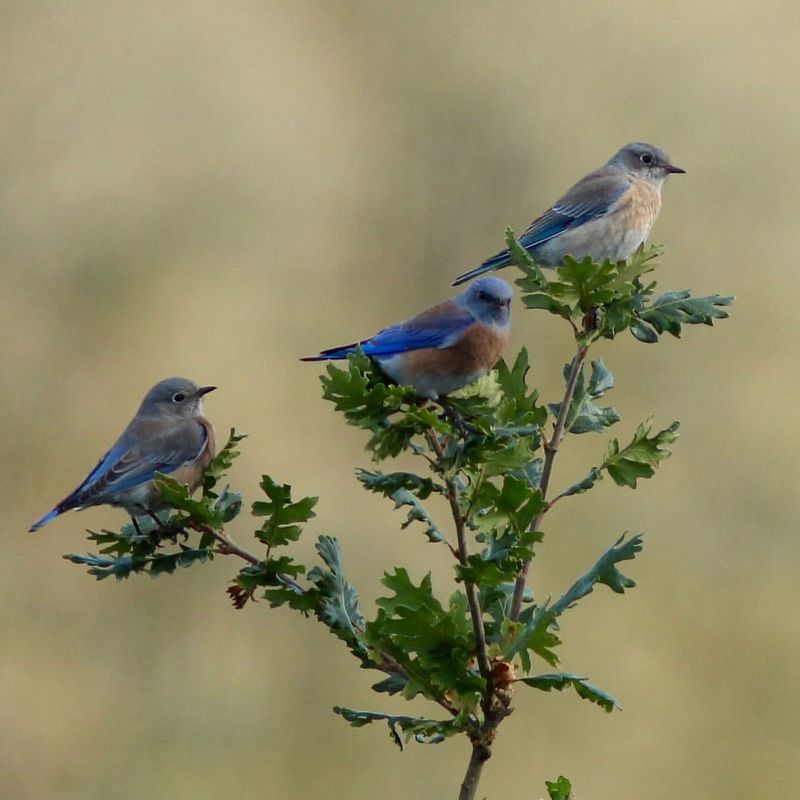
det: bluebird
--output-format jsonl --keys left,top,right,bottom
{"left": 302, "top": 276, "right": 513, "bottom": 399}
{"left": 452, "top": 142, "right": 685, "bottom": 286}
{"left": 30, "top": 378, "right": 216, "bottom": 532}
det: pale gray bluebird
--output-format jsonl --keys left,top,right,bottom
{"left": 302, "top": 276, "right": 513, "bottom": 399}
{"left": 30, "top": 378, "right": 216, "bottom": 532}
{"left": 452, "top": 142, "right": 685, "bottom": 286}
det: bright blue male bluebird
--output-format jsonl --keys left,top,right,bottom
{"left": 30, "top": 377, "right": 216, "bottom": 532}
{"left": 452, "top": 142, "right": 685, "bottom": 286}
{"left": 302, "top": 276, "right": 513, "bottom": 399}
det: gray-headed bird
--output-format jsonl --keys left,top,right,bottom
{"left": 452, "top": 142, "right": 684, "bottom": 286}
{"left": 30, "top": 377, "right": 216, "bottom": 532}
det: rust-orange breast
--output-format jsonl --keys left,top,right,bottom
{"left": 403, "top": 322, "right": 508, "bottom": 380}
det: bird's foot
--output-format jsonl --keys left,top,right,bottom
{"left": 437, "top": 398, "right": 477, "bottom": 437}
{"left": 145, "top": 512, "right": 187, "bottom": 546}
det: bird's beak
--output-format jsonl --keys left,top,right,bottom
{"left": 197, "top": 385, "right": 217, "bottom": 397}
{"left": 665, "top": 163, "right": 686, "bottom": 174}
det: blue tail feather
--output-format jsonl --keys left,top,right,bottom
{"left": 29, "top": 507, "right": 61, "bottom": 532}
{"left": 451, "top": 249, "right": 512, "bottom": 286}
{"left": 300, "top": 342, "right": 360, "bottom": 361}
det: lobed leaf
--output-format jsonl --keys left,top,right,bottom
{"left": 64, "top": 546, "right": 213, "bottom": 581}
{"left": 520, "top": 672, "right": 620, "bottom": 713}
{"left": 203, "top": 428, "right": 247, "bottom": 495}
{"left": 307, "top": 536, "right": 369, "bottom": 662}
{"left": 549, "top": 358, "right": 620, "bottom": 435}
{"left": 505, "top": 534, "right": 644, "bottom": 671}
{"left": 635, "top": 291, "right": 734, "bottom": 341}
{"left": 603, "top": 419, "right": 679, "bottom": 488}
{"left": 252, "top": 476, "right": 318, "bottom": 547}
{"left": 356, "top": 469, "right": 442, "bottom": 500}
{"left": 546, "top": 775, "right": 574, "bottom": 800}
{"left": 332, "top": 707, "right": 462, "bottom": 748}
{"left": 364, "top": 569, "right": 483, "bottom": 701}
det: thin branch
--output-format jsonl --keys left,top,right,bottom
{"left": 425, "top": 431, "right": 493, "bottom": 694}
{"left": 188, "top": 521, "right": 262, "bottom": 564}
{"left": 509, "top": 342, "right": 589, "bottom": 620}
{"left": 544, "top": 492, "right": 567, "bottom": 511}
{"left": 187, "top": 521, "right": 307, "bottom": 594}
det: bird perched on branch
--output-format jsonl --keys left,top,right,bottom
{"left": 452, "top": 142, "right": 684, "bottom": 286}
{"left": 30, "top": 377, "right": 216, "bottom": 532}
{"left": 302, "top": 277, "right": 513, "bottom": 399}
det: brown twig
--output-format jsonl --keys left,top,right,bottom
{"left": 509, "top": 342, "right": 589, "bottom": 621}
{"left": 188, "top": 521, "right": 263, "bottom": 565}
{"left": 458, "top": 741, "right": 491, "bottom": 800}
{"left": 425, "top": 430, "right": 493, "bottom": 691}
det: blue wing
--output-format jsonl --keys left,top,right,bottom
{"left": 302, "top": 302, "right": 474, "bottom": 360}
{"left": 452, "top": 168, "right": 630, "bottom": 285}
{"left": 29, "top": 422, "right": 208, "bottom": 531}
{"left": 517, "top": 170, "right": 629, "bottom": 247}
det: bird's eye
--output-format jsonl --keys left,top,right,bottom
{"left": 172, "top": 392, "right": 185, "bottom": 403}
{"left": 640, "top": 152, "right": 654, "bottom": 165}
{"left": 477, "top": 290, "right": 490, "bottom": 301}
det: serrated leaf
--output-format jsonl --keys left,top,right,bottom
{"left": 603, "top": 419, "right": 679, "bottom": 488}
{"left": 520, "top": 672, "right": 620, "bottom": 713}
{"left": 332, "top": 707, "right": 461, "bottom": 748}
{"left": 364, "top": 570, "right": 483, "bottom": 700}
{"left": 390, "top": 489, "right": 445, "bottom": 543}
{"left": 356, "top": 469, "right": 441, "bottom": 500}
{"left": 63, "top": 547, "right": 213, "bottom": 581}
{"left": 587, "top": 359, "right": 614, "bottom": 395}
{"left": 506, "top": 534, "right": 643, "bottom": 670}
{"left": 505, "top": 605, "right": 562, "bottom": 672}
{"left": 320, "top": 353, "right": 453, "bottom": 460}
{"left": 203, "top": 428, "right": 246, "bottom": 495}
{"left": 252, "top": 476, "right": 318, "bottom": 547}
{"left": 546, "top": 775, "right": 573, "bottom": 800}
{"left": 470, "top": 475, "right": 546, "bottom": 537}
{"left": 456, "top": 432, "right": 541, "bottom": 481}
{"left": 213, "top": 486, "right": 243, "bottom": 523}
{"left": 153, "top": 473, "right": 218, "bottom": 524}
{"left": 494, "top": 348, "right": 549, "bottom": 430}
{"left": 456, "top": 529, "right": 539, "bottom": 586}
{"left": 630, "top": 318, "right": 659, "bottom": 343}
{"left": 263, "top": 585, "right": 320, "bottom": 612}
{"left": 555, "top": 466, "right": 603, "bottom": 499}
{"left": 307, "top": 536, "right": 369, "bottom": 661}
{"left": 549, "top": 256, "right": 621, "bottom": 310}
{"left": 550, "top": 358, "right": 620, "bottom": 435}
{"left": 551, "top": 533, "right": 644, "bottom": 614}
{"left": 371, "top": 674, "right": 409, "bottom": 696}
{"left": 636, "top": 291, "right": 734, "bottom": 339}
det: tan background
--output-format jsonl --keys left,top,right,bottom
{"left": 2, "top": 2, "right": 796, "bottom": 798}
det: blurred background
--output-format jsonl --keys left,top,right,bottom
{"left": 1, "top": 1, "right": 796, "bottom": 797}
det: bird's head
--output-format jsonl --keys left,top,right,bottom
{"left": 138, "top": 377, "right": 216, "bottom": 418}
{"left": 609, "top": 142, "right": 685, "bottom": 184}
{"left": 460, "top": 276, "right": 513, "bottom": 328}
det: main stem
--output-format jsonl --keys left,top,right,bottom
{"left": 425, "top": 430, "right": 493, "bottom": 687}
{"left": 509, "top": 342, "right": 589, "bottom": 620}
{"left": 458, "top": 742, "right": 490, "bottom": 800}
{"left": 427, "top": 428, "right": 505, "bottom": 800}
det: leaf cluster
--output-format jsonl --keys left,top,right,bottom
{"left": 509, "top": 230, "right": 733, "bottom": 345}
